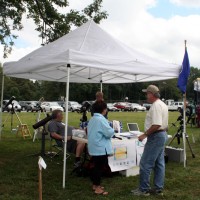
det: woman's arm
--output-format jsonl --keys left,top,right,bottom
{"left": 101, "top": 119, "right": 115, "bottom": 138}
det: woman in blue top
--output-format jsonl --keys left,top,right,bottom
{"left": 88, "top": 100, "right": 114, "bottom": 195}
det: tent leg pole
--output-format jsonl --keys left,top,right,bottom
{"left": 63, "top": 64, "right": 70, "bottom": 188}
{"left": 100, "top": 80, "right": 102, "bottom": 92}
{"left": 0, "top": 75, "right": 5, "bottom": 140}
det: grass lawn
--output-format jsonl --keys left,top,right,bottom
{"left": 0, "top": 111, "right": 200, "bottom": 200}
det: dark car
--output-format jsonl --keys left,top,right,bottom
{"left": 19, "top": 101, "right": 29, "bottom": 111}
{"left": 26, "top": 101, "right": 41, "bottom": 112}
{"left": 142, "top": 103, "right": 152, "bottom": 110}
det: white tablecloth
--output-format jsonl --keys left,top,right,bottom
{"left": 72, "top": 131, "right": 146, "bottom": 172}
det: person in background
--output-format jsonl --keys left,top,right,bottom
{"left": 88, "top": 101, "right": 114, "bottom": 195}
{"left": 131, "top": 85, "right": 168, "bottom": 196}
{"left": 48, "top": 109, "right": 85, "bottom": 168}
{"left": 91, "top": 91, "right": 104, "bottom": 116}
{"left": 91, "top": 91, "right": 108, "bottom": 118}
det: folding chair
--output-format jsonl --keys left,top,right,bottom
{"left": 44, "top": 123, "right": 70, "bottom": 160}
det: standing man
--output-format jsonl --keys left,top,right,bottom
{"left": 91, "top": 91, "right": 108, "bottom": 118}
{"left": 132, "top": 85, "right": 168, "bottom": 196}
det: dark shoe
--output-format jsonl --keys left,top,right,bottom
{"left": 149, "top": 189, "right": 163, "bottom": 196}
{"left": 131, "top": 188, "right": 150, "bottom": 196}
{"left": 73, "top": 160, "right": 82, "bottom": 168}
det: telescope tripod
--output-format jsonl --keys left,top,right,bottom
{"left": 2, "top": 106, "right": 31, "bottom": 139}
{"left": 168, "top": 124, "right": 195, "bottom": 158}
{"left": 2, "top": 106, "right": 23, "bottom": 133}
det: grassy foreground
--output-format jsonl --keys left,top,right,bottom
{"left": 0, "top": 111, "right": 200, "bottom": 200}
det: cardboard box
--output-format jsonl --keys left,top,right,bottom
{"left": 165, "top": 146, "right": 184, "bottom": 163}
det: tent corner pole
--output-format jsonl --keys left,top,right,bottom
{"left": 100, "top": 80, "right": 103, "bottom": 92}
{"left": 62, "top": 64, "right": 71, "bottom": 188}
{"left": 0, "top": 74, "right": 5, "bottom": 141}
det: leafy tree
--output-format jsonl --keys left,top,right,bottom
{"left": 0, "top": 0, "right": 107, "bottom": 58}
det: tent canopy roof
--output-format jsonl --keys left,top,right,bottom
{"left": 3, "top": 20, "right": 180, "bottom": 83}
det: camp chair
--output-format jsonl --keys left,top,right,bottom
{"left": 44, "top": 122, "right": 70, "bottom": 160}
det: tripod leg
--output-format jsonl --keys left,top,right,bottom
{"left": 168, "top": 133, "right": 178, "bottom": 146}
{"left": 185, "top": 136, "right": 195, "bottom": 158}
{"left": 2, "top": 112, "right": 10, "bottom": 127}
{"left": 14, "top": 111, "right": 22, "bottom": 125}
{"left": 11, "top": 113, "right": 13, "bottom": 132}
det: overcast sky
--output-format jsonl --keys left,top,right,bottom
{"left": 1, "top": 0, "right": 200, "bottom": 67}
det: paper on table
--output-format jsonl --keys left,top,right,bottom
{"left": 119, "top": 132, "right": 134, "bottom": 136}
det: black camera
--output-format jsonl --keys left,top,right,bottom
{"left": 80, "top": 101, "right": 91, "bottom": 123}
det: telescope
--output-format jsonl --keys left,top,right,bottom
{"left": 4, "top": 96, "right": 15, "bottom": 109}
{"left": 32, "top": 114, "right": 54, "bottom": 129}
{"left": 80, "top": 101, "right": 91, "bottom": 113}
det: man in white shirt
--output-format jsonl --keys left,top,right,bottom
{"left": 132, "top": 85, "right": 168, "bottom": 196}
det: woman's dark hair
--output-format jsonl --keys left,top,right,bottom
{"left": 93, "top": 100, "right": 107, "bottom": 114}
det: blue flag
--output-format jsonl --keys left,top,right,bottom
{"left": 177, "top": 48, "right": 190, "bottom": 94}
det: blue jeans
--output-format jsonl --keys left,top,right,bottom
{"left": 139, "top": 131, "right": 168, "bottom": 192}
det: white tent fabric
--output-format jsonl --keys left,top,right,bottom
{"left": 3, "top": 20, "right": 180, "bottom": 83}
{"left": 2, "top": 20, "right": 181, "bottom": 188}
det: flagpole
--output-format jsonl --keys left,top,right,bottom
{"left": 183, "top": 40, "right": 187, "bottom": 168}
{"left": 183, "top": 93, "right": 187, "bottom": 168}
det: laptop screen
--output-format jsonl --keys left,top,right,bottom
{"left": 127, "top": 123, "right": 139, "bottom": 132}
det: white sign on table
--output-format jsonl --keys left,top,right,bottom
{"left": 108, "top": 139, "right": 137, "bottom": 172}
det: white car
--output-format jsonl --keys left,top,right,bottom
{"left": 2, "top": 100, "right": 22, "bottom": 112}
{"left": 130, "top": 103, "right": 146, "bottom": 112}
{"left": 168, "top": 102, "right": 183, "bottom": 111}
{"left": 41, "top": 102, "right": 64, "bottom": 112}
{"left": 69, "top": 101, "right": 82, "bottom": 112}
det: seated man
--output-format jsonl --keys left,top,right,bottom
{"left": 48, "top": 109, "right": 85, "bottom": 168}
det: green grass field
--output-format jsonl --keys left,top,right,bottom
{"left": 0, "top": 111, "right": 200, "bottom": 200}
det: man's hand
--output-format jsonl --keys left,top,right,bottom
{"left": 138, "top": 133, "right": 147, "bottom": 142}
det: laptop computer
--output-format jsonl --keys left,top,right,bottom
{"left": 127, "top": 123, "right": 141, "bottom": 135}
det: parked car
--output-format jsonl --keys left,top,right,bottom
{"left": 107, "top": 103, "right": 120, "bottom": 112}
{"left": 168, "top": 101, "right": 183, "bottom": 111}
{"left": 124, "top": 103, "right": 132, "bottom": 111}
{"left": 19, "top": 101, "right": 29, "bottom": 111}
{"left": 26, "top": 101, "right": 41, "bottom": 112}
{"left": 113, "top": 102, "right": 128, "bottom": 111}
{"left": 142, "top": 103, "right": 152, "bottom": 110}
{"left": 130, "top": 103, "right": 146, "bottom": 112}
{"left": 69, "top": 101, "right": 82, "bottom": 112}
{"left": 57, "top": 101, "right": 66, "bottom": 112}
{"left": 2, "top": 100, "right": 22, "bottom": 112}
{"left": 41, "top": 102, "right": 64, "bottom": 112}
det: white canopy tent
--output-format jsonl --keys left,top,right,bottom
{"left": 1, "top": 20, "right": 181, "bottom": 188}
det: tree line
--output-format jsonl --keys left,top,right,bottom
{"left": 0, "top": 65, "right": 199, "bottom": 104}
